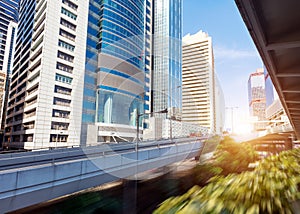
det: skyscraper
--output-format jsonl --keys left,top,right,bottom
{"left": 0, "top": 0, "right": 19, "bottom": 142}
{"left": 144, "top": 0, "right": 153, "bottom": 125}
{"left": 4, "top": 0, "right": 188, "bottom": 148}
{"left": 152, "top": 0, "right": 182, "bottom": 119}
{"left": 182, "top": 31, "right": 224, "bottom": 134}
{"left": 248, "top": 68, "right": 266, "bottom": 131}
{"left": 4, "top": 0, "right": 89, "bottom": 149}
{"left": 5, "top": 0, "right": 147, "bottom": 149}
{"left": 81, "top": 0, "right": 145, "bottom": 143}
{"left": 0, "top": 0, "right": 19, "bottom": 72}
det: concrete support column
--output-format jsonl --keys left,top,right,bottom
{"left": 122, "top": 179, "right": 138, "bottom": 214}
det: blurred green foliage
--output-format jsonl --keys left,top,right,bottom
{"left": 200, "top": 135, "right": 222, "bottom": 155}
{"left": 212, "top": 136, "right": 259, "bottom": 175}
{"left": 193, "top": 136, "right": 259, "bottom": 187}
{"left": 154, "top": 148, "right": 300, "bottom": 214}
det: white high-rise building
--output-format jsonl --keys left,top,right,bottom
{"left": 5, "top": 0, "right": 148, "bottom": 149}
{"left": 182, "top": 30, "right": 224, "bottom": 134}
{"left": 4, "top": 0, "right": 89, "bottom": 149}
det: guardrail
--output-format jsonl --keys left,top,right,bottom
{"left": 0, "top": 137, "right": 204, "bottom": 213}
{"left": 0, "top": 137, "right": 206, "bottom": 171}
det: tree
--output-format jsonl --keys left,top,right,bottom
{"left": 154, "top": 148, "right": 300, "bottom": 214}
{"left": 212, "top": 136, "right": 259, "bottom": 175}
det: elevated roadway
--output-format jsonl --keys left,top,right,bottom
{"left": 0, "top": 137, "right": 204, "bottom": 213}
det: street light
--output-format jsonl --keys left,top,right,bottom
{"left": 133, "top": 108, "right": 168, "bottom": 213}
{"left": 162, "top": 85, "right": 182, "bottom": 139}
{"left": 226, "top": 107, "right": 238, "bottom": 133}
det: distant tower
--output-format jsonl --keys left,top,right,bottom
{"left": 248, "top": 68, "right": 266, "bottom": 131}
{"left": 152, "top": 0, "right": 183, "bottom": 119}
{"left": 182, "top": 30, "right": 224, "bottom": 134}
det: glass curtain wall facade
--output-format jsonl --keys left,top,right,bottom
{"left": 96, "top": 0, "right": 145, "bottom": 126}
{"left": 4, "top": 0, "right": 36, "bottom": 148}
{"left": 0, "top": 0, "right": 19, "bottom": 72}
{"left": 82, "top": 0, "right": 145, "bottom": 142}
{"left": 144, "top": 0, "right": 152, "bottom": 121}
{"left": 0, "top": 1, "right": 19, "bottom": 139}
{"left": 81, "top": 0, "right": 100, "bottom": 124}
{"left": 153, "top": 0, "right": 182, "bottom": 119}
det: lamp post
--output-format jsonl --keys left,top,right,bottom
{"left": 162, "top": 85, "right": 181, "bottom": 139}
{"left": 170, "top": 115, "right": 172, "bottom": 140}
{"left": 132, "top": 108, "right": 168, "bottom": 213}
{"left": 226, "top": 107, "right": 238, "bottom": 134}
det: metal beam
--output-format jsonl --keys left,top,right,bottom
{"left": 282, "top": 90, "right": 300, "bottom": 93}
{"left": 277, "top": 73, "right": 300, "bottom": 78}
{"left": 286, "top": 100, "right": 300, "bottom": 104}
{"left": 266, "top": 41, "right": 300, "bottom": 51}
{"left": 235, "top": 0, "right": 300, "bottom": 139}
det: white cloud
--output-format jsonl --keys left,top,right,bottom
{"left": 214, "top": 46, "right": 259, "bottom": 59}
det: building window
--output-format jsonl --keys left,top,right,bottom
{"left": 51, "top": 121, "right": 69, "bottom": 130}
{"left": 59, "top": 29, "right": 76, "bottom": 41}
{"left": 57, "top": 51, "right": 74, "bottom": 62}
{"left": 25, "top": 134, "right": 34, "bottom": 142}
{"left": 57, "top": 62, "right": 73, "bottom": 73}
{"left": 60, "top": 18, "right": 76, "bottom": 31}
{"left": 24, "top": 110, "right": 36, "bottom": 118}
{"left": 58, "top": 40, "right": 75, "bottom": 52}
{"left": 55, "top": 85, "right": 72, "bottom": 95}
{"left": 55, "top": 73, "right": 73, "bottom": 84}
{"left": 53, "top": 97, "right": 71, "bottom": 107}
{"left": 50, "top": 134, "right": 68, "bottom": 142}
{"left": 53, "top": 109, "right": 70, "bottom": 118}
{"left": 61, "top": 7, "right": 77, "bottom": 20}
{"left": 62, "top": 0, "right": 78, "bottom": 10}
{"left": 26, "top": 98, "right": 38, "bottom": 106}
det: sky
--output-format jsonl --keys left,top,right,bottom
{"left": 183, "top": 0, "right": 263, "bottom": 133}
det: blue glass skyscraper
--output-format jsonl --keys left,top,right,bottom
{"left": 153, "top": 0, "right": 182, "bottom": 119}
{"left": 81, "top": 0, "right": 99, "bottom": 124}
{"left": 0, "top": 0, "right": 19, "bottom": 72}
{"left": 5, "top": 0, "right": 146, "bottom": 148}
{"left": 82, "top": 0, "right": 145, "bottom": 143}
{"left": 3, "top": 0, "right": 36, "bottom": 148}
{"left": 0, "top": 0, "right": 20, "bottom": 144}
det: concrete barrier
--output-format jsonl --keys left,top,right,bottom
{"left": 0, "top": 140, "right": 202, "bottom": 213}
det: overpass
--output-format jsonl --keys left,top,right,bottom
{"left": 235, "top": 0, "right": 300, "bottom": 140}
{"left": 0, "top": 137, "right": 204, "bottom": 213}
